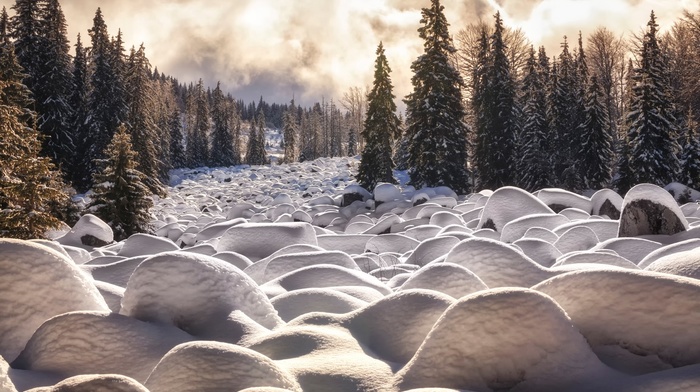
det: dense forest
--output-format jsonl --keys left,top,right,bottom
{"left": 1, "top": 0, "right": 700, "bottom": 239}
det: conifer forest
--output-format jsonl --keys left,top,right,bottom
{"left": 1, "top": 0, "right": 700, "bottom": 239}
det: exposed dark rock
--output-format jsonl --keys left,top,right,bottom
{"left": 618, "top": 199, "right": 686, "bottom": 237}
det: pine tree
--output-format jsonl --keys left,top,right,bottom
{"left": 578, "top": 75, "right": 613, "bottom": 189}
{"left": 209, "top": 81, "right": 237, "bottom": 167}
{"left": 256, "top": 109, "right": 269, "bottom": 164}
{"left": 0, "top": 42, "right": 67, "bottom": 239}
{"left": 9, "top": 0, "right": 41, "bottom": 93}
{"left": 245, "top": 116, "right": 261, "bottom": 165}
{"left": 519, "top": 46, "right": 553, "bottom": 192}
{"left": 347, "top": 127, "right": 358, "bottom": 157}
{"left": 613, "top": 59, "right": 636, "bottom": 194}
{"left": 229, "top": 100, "right": 242, "bottom": 166}
{"left": 680, "top": 112, "right": 700, "bottom": 188}
{"left": 357, "top": 42, "right": 399, "bottom": 190}
{"left": 69, "top": 33, "right": 91, "bottom": 191}
{"left": 84, "top": 9, "right": 128, "bottom": 188}
{"left": 89, "top": 124, "right": 153, "bottom": 241}
{"left": 283, "top": 98, "right": 298, "bottom": 163}
{"left": 404, "top": 0, "right": 470, "bottom": 194}
{"left": 626, "top": 12, "right": 680, "bottom": 187}
{"left": 0, "top": 7, "right": 9, "bottom": 44}
{"left": 125, "top": 44, "right": 164, "bottom": 196}
{"left": 168, "top": 105, "right": 187, "bottom": 169}
{"left": 186, "top": 79, "right": 209, "bottom": 167}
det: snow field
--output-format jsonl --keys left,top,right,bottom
{"left": 3, "top": 158, "right": 700, "bottom": 391}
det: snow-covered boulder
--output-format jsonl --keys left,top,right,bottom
{"left": 405, "top": 236, "right": 460, "bottom": 267}
{"left": 121, "top": 251, "right": 282, "bottom": 340}
{"left": 0, "top": 239, "right": 108, "bottom": 362}
{"left": 261, "top": 264, "right": 391, "bottom": 298}
{"left": 218, "top": 222, "right": 318, "bottom": 261}
{"left": 373, "top": 183, "right": 402, "bottom": 204}
{"left": 262, "top": 251, "right": 359, "bottom": 283}
{"left": 592, "top": 237, "right": 662, "bottom": 264}
{"left": 117, "top": 234, "right": 179, "bottom": 257}
{"left": 645, "top": 247, "right": 700, "bottom": 279}
{"left": 500, "top": 214, "right": 569, "bottom": 243}
{"left": 477, "top": 187, "right": 553, "bottom": 232}
{"left": 0, "top": 355, "right": 16, "bottom": 392}
{"left": 553, "top": 226, "right": 600, "bottom": 255}
{"left": 534, "top": 269, "right": 700, "bottom": 371}
{"left": 26, "top": 374, "right": 148, "bottom": 392}
{"left": 395, "top": 288, "right": 612, "bottom": 391}
{"left": 12, "top": 311, "right": 192, "bottom": 383}
{"left": 511, "top": 238, "right": 562, "bottom": 267}
{"left": 637, "top": 238, "right": 700, "bottom": 268}
{"left": 270, "top": 288, "right": 367, "bottom": 322}
{"left": 83, "top": 256, "right": 148, "bottom": 288}
{"left": 399, "top": 263, "right": 488, "bottom": 298}
{"left": 553, "top": 251, "right": 639, "bottom": 269}
{"left": 590, "top": 188, "right": 623, "bottom": 219}
{"left": 618, "top": 183, "right": 689, "bottom": 237}
{"left": 537, "top": 188, "right": 592, "bottom": 213}
{"left": 145, "top": 341, "right": 301, "bottom": 392}
{"left": 56, "top": 214, "right": 114, "bottom": 248}
{"left": 364, "top": 233, "right": 419, "bottom": 254}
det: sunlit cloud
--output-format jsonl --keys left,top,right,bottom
{"left": 0, "top": 0, "right": 696, "bottom": 107}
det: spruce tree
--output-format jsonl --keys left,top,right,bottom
{"left": 125, "top": 44, "right": 164, "bottom": 196}
{"left": 626, "top": 12, "right": 680, "bottom": 187}
{"left": 347, "top": 127, "right": 357, "bottom": 157}
{"left": 283, "top": 98, "right": 298, "bottom": 163}
{"left": 229, "top": 101, "right": 242, "bottom": 165}
{"left": 357, "top": 42, "right": 399, "bottom": 190}
{"left": 69, "top": 34, "right": 91, "bottom": 191}
{"left": 0, "top": 42, "right": 67, "bottom": 239}
{"left": 519, "top": 46, "right": 552, "bottom": 192}
{"left": 680, "top": 112, "right": 700, "bottom": 188}
{"left": 404, "top": 0, "right": 470, "bottom": 194}
{"left": 209, "top": 82, "right": 237, "bottom": 167}
{"left": 578, "top": 75, "right": 613, "bottom": 189}
{"left": 613, "top": 59, "right": 636, "bottom": 194}
{"left": 9, "top": 0, "right": 41, "bottom": 93}
{"left": 246, "top": 116, "right": 261, "bottom": 165}
{"left": 168, "top": 105, "right": 187, "bottom": 169}
{"left": 186, "top": 79, "right": 209, "bottom": 167}
{"left": 0, "top": 7, "right": 9, "bottom": 44}
{"left": 256, "top": 109, "right": 269, "bottom": 164}
{"left": 89, "top": 124, "right": 153, "bottom": 241}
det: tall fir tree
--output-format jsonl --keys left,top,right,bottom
{"left": 69, "top": 33, "right": 91, "bottom": 191}
{"left": 357, "top": 42, "right": 399, "bottom": 190}
{"left": 125, "top": 44, "right": 164, "bottom": 196}
{"left": 168, "top": 104, "right": 187, "bottom": 169}
{"left": 578, "top": 74, "right": 613, "bottom": 189}
{"left": 613, "top": 59, "right": 637, "bottom": 194}
{"left": 626, "top": 12, "right": 680, "bottom": 187}
{"left": 519, "top": 46, "right": 553, "bottom": 192}
{"left": 229, "top": 99, "right": 242, "bottom": 166}
{"left": 83, "top": 8, "right": 128, "bottom": 189}
{"left": 680, "top": 112, "right": 700, "bottom": 188}
{"left": 404, "top": 0, "right": 470, "bottom": 194}
{"left": 0, "top": 41, "right": 67, "bottom": 239}
{"left": 245, "top": 115, "right": 262, "bottom": 165}
{"left": 9, "top": 0, "right": 41, "bottom": 94}
{"left": 209, "top": 81, "right": 237, "bottom": 167}
{"left": 0, "top": 7, "right": 9, "bottom": 44}
{"left": 256, "top": 109, "right": 269, "bottom": 164}
{"left": 89, "top": 124, "right": 153, "bottom": 241}
{"left": 186, "top": 79, "right": 209, "bottom": 167}
{"left": 283, "top": 98, "right": 298, "bottom": 163}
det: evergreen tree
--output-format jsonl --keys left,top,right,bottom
{"left": 404, "top": 0, "right": 470, "bottom": 194}
{"left": 89, "top": 124, "right": 153, "bottom": 241}
{"left": 9, "top": 0, "right": 41, "bottom": 93}
{"left": 357, "top": 42, "right": 399, "bottom": 190}
{"left": 186, "top": 79, "right": 209, "bottom": 167}
{"left": 0, "top": 42, "right": 67, "bottom": 239}
{"left": 680, "top": 112, "right": 700, "bottom": 188}
{"left": 578, "top": 75, "right": 613, "bottom": 189}
{"left": 283, "top": 98, "right": 298, "bottom": 163}
{"left": 256, "top": 109, "right": 269, "bottom": 164}
{"left": 168, "top": 105, "right": 187, "bottom": 169}
{"left": 84, "top": 9, "right": 128, "bottom": 188}
{"left": 613, "top": 59, "right": 637, "bottom": 194}
{"left": 245, "top": 116, "right": 261, "bottom": 165}
{"left": 69, "top": 33, "right": 91, "bottom": 191}
{"left": 229, "top": 100, "right": 242, "bottom": 166}
{"left": 347, "top": 127, "right": 357, "bottom": 157}
{"left": 0, "top": 7, "right": 9, "bottom": 44}
{"left": 125, "top": 44, "right": 164, "bottom": 196}
{"left": 209, "top": 81, "right": 237, "bottom": 166}
{"left": 519, "top": 46, "right": 552, "bottom": 192}
{"left": 626, "top": 12, "right": 680, "bottom": 187}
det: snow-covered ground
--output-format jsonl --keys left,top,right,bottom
{"left": 4, "top": 157, "right": 700, "bottom": 391}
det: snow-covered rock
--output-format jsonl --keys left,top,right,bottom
{"left": 477, "top": 187, "right": 553, "bottom": 232}
{"left": 26, "top": 374, "right": 148, "bottom": 392}
{"left": 270, "top": 288, "right": 367, "bottom": 322}
{"left": 618, "top": 183, "right": 689, "bottom": 237}
{"left": 644, "top": 247, "right": 700, "bottom": 279}
{"left": 56, "top": 214, "right": 114, "bottom": 248}
{"left": 399, "top": 263, "right": 488, "bottom": 298}
{"left": 218, "top": 222, "right": 318, "bottom": 261}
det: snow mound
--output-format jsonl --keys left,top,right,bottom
{"left": 145, "top": 341, "right": 301, "bottom": 392}
{"left": 56, "top": 214, "right": 114, "bottom": 248}
{"left": 477, "top": 187, "right": 553, "bottom": 232}
{"left": 83, "top": 256, "right": 148, "bottom": 287}
{"left": 0, "top": 355, "right": 16, "bottom": 392}
{"left": 523, "top": 227, "right": 559, "bottom": 243}
{"left": 0, "top": 239, "right": 109, "bottom": 362}
{"left": 396, "top": 288, "right": 611, "bottom": 391}
{"left": 94, "top": 280, "right": 125, "bottom": 312}
{"left": 117, "top": 234, "right": 179, "bottom": 257}
{"left": 121, "top": 251, "right": 282, "bottom": 339}
{"left": 262, "top": 251, "right": 359, "bottom": 283}
{"left": 343, "top": 289, "right": 454, "bottom": 364}
{"left": 244, "top": 244, "right": 325, "bottom": 284}
{"left": 618, "top": 184, "right": 689, "bottom": 237}
{"left": 261, "top": 265, "right": 391, "bottom": 298}
{"left": 399, "top": 263, "right": 488, "bottom": 298}
{"left": 270, "top": 289, "right": 367, "bottom": 322}
{"left": 316, "top": 234, "right": 372, "bottom": 255}
{"left": 592, "top": 237, "right": 662, "bottom": 264}
{"left": 500, "top": 213, "right": 569, "bottom": 243}
{"left": 244, "top": 324, "right": 394, "bottom": 392}
{"left": 218, "top": 222, "right": 318, "bottom": 261}
{"left": 534, "top": 269, "right": 700, "bottom": 370}
{"left": 591, "top": 188, "right": 623, "bottom": 219}
{"left": 553, "top": 226, "right": 600, "bottom": 255}
{"left": 444, "top": 237, "right": 555, "bottom": 287}
{"left": 553, "top": 251, "right": 639, "bottom": 269}
{"left": 512, "top": 238, "right": 562, "bottom": 267}
{"left": 26, "top": 374, "right": 148, "bottom": 392}
{"left": 12, "top": 311, "right": 192, "bottom": 383}
{"left": 374, "top": 183, "right": 402, "bottom": 203}
{"left": 637, "top": 238, "right": 700, "bottom": 268}
{"left": 364, "top": 234, "right": 419, "bottom": 254}
{"left": 405, "top": 236, "right": 460, "bottom": 267}
{"left": 645, "top": 248, "right": 700, "bottom": 279}
{"left": 537, "top": 188, "right": 592, "bottom": 213}
{"left": 553, "top": 219, "right": 619, "bottom": 242}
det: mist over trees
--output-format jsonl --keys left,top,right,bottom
{"left": 2, "top": 0, "right": 700, "bottom": 239}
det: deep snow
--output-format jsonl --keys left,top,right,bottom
{"left": 2, "top": 157, "right": 700, "bottom": 391}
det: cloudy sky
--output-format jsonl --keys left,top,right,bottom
{"left": 1, "top": 0, "right": 697, "bottom": 107}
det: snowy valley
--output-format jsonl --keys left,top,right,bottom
{"left": 2, "top": 157, "right": 700, "bottom": 391}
